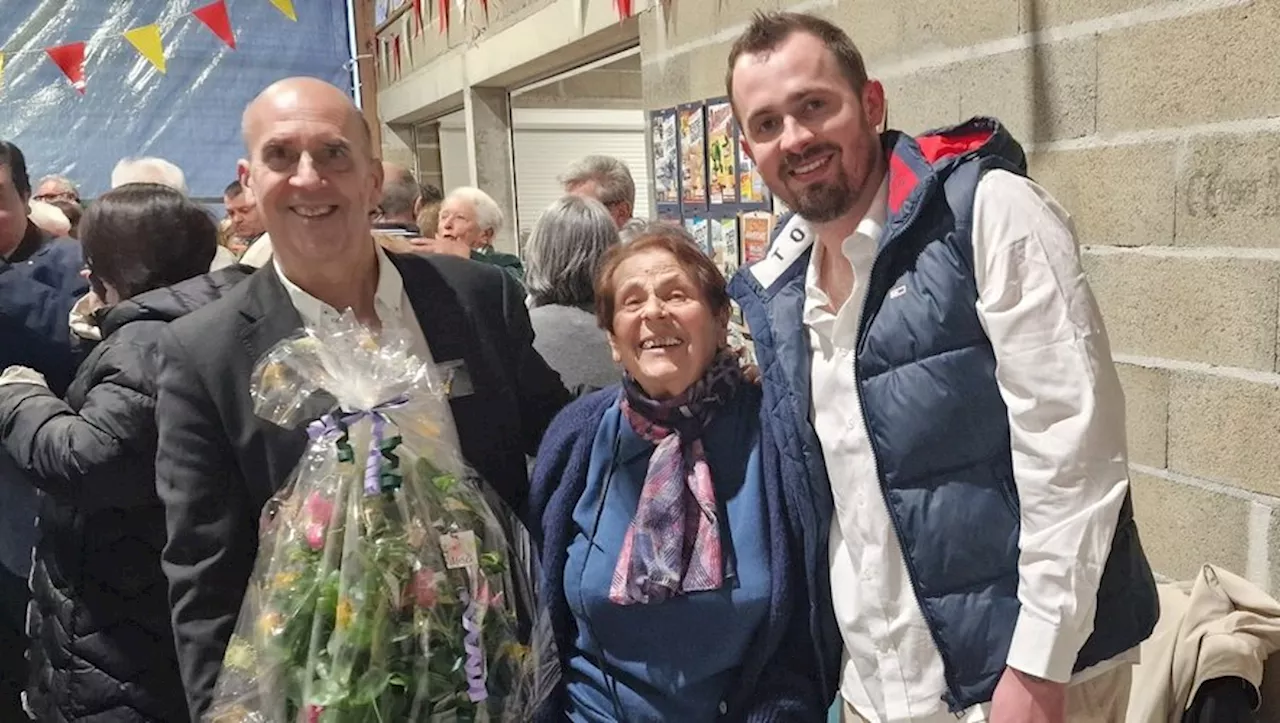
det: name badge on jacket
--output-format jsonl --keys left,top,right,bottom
{"left": 433, "top": 359, "right": 475, "bottom": 399}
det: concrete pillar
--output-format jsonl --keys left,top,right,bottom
{"left": 463, "top": 86, "right": 518, "bottom": 254}
{"left": 415, "top": 122, "right": 444, "bottom": 195}
{"left": 380, "top": 123, "right": 417, "bottom": 170}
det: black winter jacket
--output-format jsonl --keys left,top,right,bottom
{"left": 0, "top": 265, "right": 251, "bottom": 723}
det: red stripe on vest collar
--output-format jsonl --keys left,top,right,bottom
{"left": 887, "top": 129, "right": 995, "bottom": 213}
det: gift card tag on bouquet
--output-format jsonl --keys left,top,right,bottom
{"left": 441, "top": 530, "right": 480, "bottom": 570}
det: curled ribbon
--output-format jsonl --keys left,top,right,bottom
{"left": 306, "top": 396, "right": 409, "bottom": 496}
{"left": 458, "top": 588, "right": 488, "bottom": 703}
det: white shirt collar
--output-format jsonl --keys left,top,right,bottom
{"left": 803, "top": 175, "right": 890, "bottom": 319}
{"left": 272, "top": 244, "right": 406, "bottom": 326}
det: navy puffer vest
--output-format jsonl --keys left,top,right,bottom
{"left": 729, "top": 117, "right": 1158, "bottom": 711}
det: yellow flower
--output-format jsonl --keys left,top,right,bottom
{"left": 271, "top": 571, "right": 300, "bottom": 591}
{"left": 258, "top": 361, "right": 288, "bottom": 393}
{"left": 222, "top": 637, "right": 258, "bottom": 671}
{"left": 404, "top": 418, "right": 441, "bottom": 440}
{"left": 208, "top": 704, "right": 251, "bottom": 723}
{"left": 336, "top": 597, "right": 354, "bottom": 630}
{"left": 407, "top": 521, "right": 427, "bottom": 549}
{"left": 257, "top": 612, "right": 283, "bottom": 638}
{"left": 503, "top": 642, "right": 530, "bottom": 664}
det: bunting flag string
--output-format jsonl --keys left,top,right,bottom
{"left": 45, "top": 42, "right": 86, "bottom": 94}
{"left": 269, "top": 0, "right": 298, "bottom": 22}
{"left": 193, "top": 0, "right": 237, "bottom": 49}
{"left": 0, "top": 0, "right": 297, "bottom": 93}
{"left": 123, "top": 25, "right": 167, "bottom": 74}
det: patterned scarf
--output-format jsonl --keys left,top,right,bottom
{"left": 608, "top": 348, "right": 745, "bottom": 606}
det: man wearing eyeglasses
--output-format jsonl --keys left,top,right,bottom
{"left": 32, "top": 174, "right": 81, "bottom": 206}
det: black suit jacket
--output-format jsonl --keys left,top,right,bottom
{"left": 153, "top": 252, "right": 569, "bottom": 720}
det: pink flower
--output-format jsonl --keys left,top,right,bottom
{"left": 305, "top": 704, "right": 325, "bottom": 723}
{"left": 302, "top": 493, "right": 334, "bottom": 551}
{"left": 475, "top": 578, "right": 504, "bottom": 611}
{"left": 411, "top": 569, "right": 438, "bottom": 608}
{"left": 304, "top": 522, "right": 326, "bottom": 551}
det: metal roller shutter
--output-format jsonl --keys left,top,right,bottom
{"left": 511, "top": 109, "right": 649, "bottom": 246}
{"left": 429, "top": 108, "right": 650, "bottom": 253}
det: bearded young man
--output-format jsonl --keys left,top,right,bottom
{"left": 725, "top": 12, "right": 1158, "bottom": 723}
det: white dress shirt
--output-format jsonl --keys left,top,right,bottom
{"left": 806, "top": 171, "right": 1136, "bottom": 723}
{"left": 272, "top": 247, "right": 461, "bottom": 450}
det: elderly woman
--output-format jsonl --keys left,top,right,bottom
{"left": 528, "top": 224, "right": 834, "bottom": 722}
{"left": 425, "top": 185, "right": 525, "bottom": 281}
{"left": 0, "top": 183, "right": 249, "bottom": 723}
{"left": 525, "top": 195, "right": 620, "bottom": 393}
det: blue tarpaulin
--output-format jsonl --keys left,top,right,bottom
{"left": 0, "top": 0, "right": 353, "bottom": 200}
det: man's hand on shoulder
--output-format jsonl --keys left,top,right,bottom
{"left": 415, "top": 236, "right": 471, "bottom": 259}
{"left": 989, "top": 667, "right": 1066, "bottom": 723}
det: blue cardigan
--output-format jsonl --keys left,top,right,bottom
{"left": 529, "top": 385, "right": 835, "bottom": 722}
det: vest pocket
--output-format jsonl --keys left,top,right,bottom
{"left": 994, "top": 474, "right": 1021, "bottom": 523}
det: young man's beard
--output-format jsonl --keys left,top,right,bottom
{"left": 790, "top": 173, "right": 855, "bottom": 223}
{"left": 786, "top": 141, "right": 883, "bottom": 224}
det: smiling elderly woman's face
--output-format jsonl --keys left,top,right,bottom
{"left": 438, "top": 196, "right": 492, "bottom": 250}
{"left": 604, "top": 245, "right": 728, "bottom": 399}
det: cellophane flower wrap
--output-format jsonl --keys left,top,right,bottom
{"left": 209, "top": 312, "right": 544, "bottom": 723}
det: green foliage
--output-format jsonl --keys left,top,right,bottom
{"left": 209, "top": 448, "right": 530, "bottom": 723}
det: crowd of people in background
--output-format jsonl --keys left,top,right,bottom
{"left": 0, "top": 80, "right": 658, "bottom": 723}
{"left": 0, "top": 10, "right": 1189, "bottom": 723}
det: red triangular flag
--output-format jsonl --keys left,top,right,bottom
{"left": 438, "top": 0, "right": 449, "bottom": 34}
{"left": 193, "top": 0, "right": 236, "bottom": 49}
{"left": 615, "top": 0, "right": 633, "bottom": 18}
{"left": 412, "top": 0, "right": 424, "bottom": 36}
{"left": 45, "top": 42, "right": 86, "bottom": 94}
{"left": 480, "top": 0, "right": 489, "bottom": 18}
{"left": 392, "top": 34, "right": 402, "bottom": 78}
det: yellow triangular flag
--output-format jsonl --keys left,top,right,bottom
{"left": 124, "top": 25, "right": 166, "bottom": 74}
{"left": 270, "top": 0, "right": 298, "bottom": 21}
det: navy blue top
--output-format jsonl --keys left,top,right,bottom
{"left": 529, "top": 383, "right": 835, "bottom": 723}
{"left": 563, "top": 392, "right": 770, "bottom": 722}
{"left": 0, "top": 223, "right": 86, "bottom": 578}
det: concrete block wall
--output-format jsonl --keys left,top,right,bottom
{"left": 641, "top": 1, "right": 1280, "bottom": 698}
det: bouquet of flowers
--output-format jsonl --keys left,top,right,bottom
{"left": 208, "top": 313, "right": 546, "bottom": 723}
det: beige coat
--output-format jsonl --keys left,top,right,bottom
{"left": 238, "top": 232, "right": 273, "bottom": 268}
{"left": 1126, "top": 564, "right": 1280, "bottom": 722}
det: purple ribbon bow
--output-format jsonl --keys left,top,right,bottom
{"left": 458, "top": 588, "right": 488, "bottom": 702}
{"left": 306, "top": 395, "right": 410, "bottom": 496}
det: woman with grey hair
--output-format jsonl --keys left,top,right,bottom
{"left": 525, "top": 195, "right": 620, "bottom": 393}
{"left": 425, "top": 186, "right": 526, "bottom": 282}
